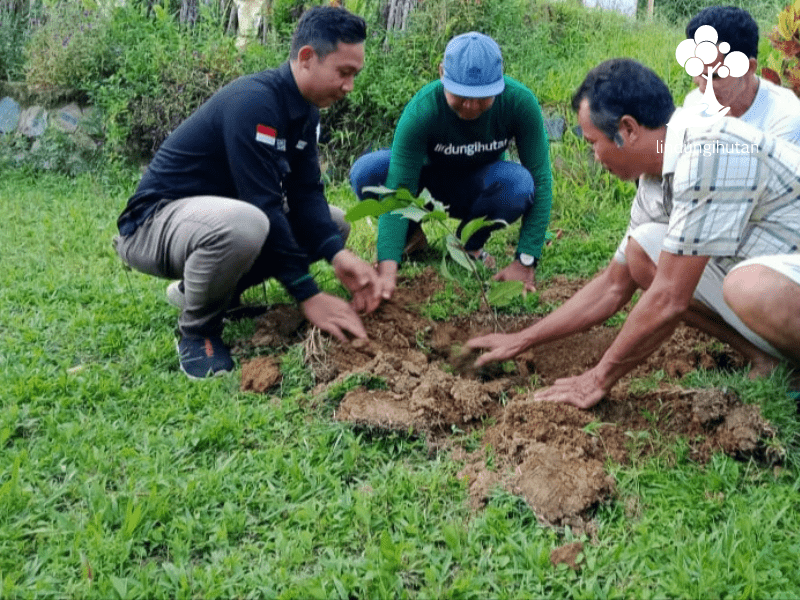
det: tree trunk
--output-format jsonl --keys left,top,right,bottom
{"left": 385, "top": 0, "right": 415, "bottom": 31}
{"left": 233, "top": 0, "right": 266, "bottom": 49}
{"left": 180, "top": 0, "right": 198, "bottom": 24}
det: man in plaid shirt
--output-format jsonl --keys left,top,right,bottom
{"left": 468, "top": 59, "right": 800, "bottom": 409}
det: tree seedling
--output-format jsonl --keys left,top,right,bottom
{"left": 346, "top": 186, "right": 525, "bottom": 329}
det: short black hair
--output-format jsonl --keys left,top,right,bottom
{"left": 290, "top": 6, "right": 367, "bottom": 60}
{"left": 571, "top": 58, "right": 675, "bottom": 141}
{"left": 686, "top": 6, "right": 758, "bottom": 60}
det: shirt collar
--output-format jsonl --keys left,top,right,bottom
{"left": 278, "top": 61, "right": 314, "bottom": 121}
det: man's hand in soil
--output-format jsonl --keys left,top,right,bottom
{"left": 534, "top": 368, "right": 606, "bottom": 409}
{"left": 376, "top": 260, "right": 399, "bottom": 302}
{"left": 301, "top": 292, "right": 368, "bottom": 343}
{"left": 332, "top": 249, "right": 381, "bottom": 314}
{"left": 493, "top": 260, "right": 536, "bottom": 294}
{"left": 466, "top": 330, "right": 530, "bottom": 367}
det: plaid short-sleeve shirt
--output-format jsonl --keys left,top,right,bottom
{"left": 662, "top": 117, "right": 800, "bottom": 274}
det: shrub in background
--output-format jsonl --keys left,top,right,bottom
{"left": 636, "top": 0, "right": 785, "bottom": 27}
{"left": 0, "top": 0, "right": 45, "bottom": 81}
{"left": 24, "top": 1, "right": 115, "bottom": 94}
{"left": 763, "top": 0, "right": 800, "bottom": 94}
{"left": 123, "top": 37, "right": 246, "bottom": 157}
{"left": 90, "top": 2, "right": 277, "bottom": 159}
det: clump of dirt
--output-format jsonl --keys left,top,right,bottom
{"left": 240, "top": 356, "right": 282, "bottom": 393}
{"left": 551, "top": 541, "right": 585, "bottom": 571}
{"left": 238, "top": 269, "right": 780, "bottom": 532}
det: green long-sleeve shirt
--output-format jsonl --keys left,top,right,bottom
{"left": 377, "top": 76, "right": 553, "bottom": 263}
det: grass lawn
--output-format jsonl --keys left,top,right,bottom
{"left": 2, "top": 150, "right": 800, "bottom": 599}
{"left": 2, "top": 0, "right": 800, "bottom": 596}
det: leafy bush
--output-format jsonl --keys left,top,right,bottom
{"left": 90, "top": 3, "right": 274, "bottom": 158}
{"left": 124, "top": 38, "right": 245, "bottom": 157}
{"left": 638, "top": 0, "right": 785, "bottom": 27}
{"left": 24, "top": 1, "right": 115, "bottom": 93}
{"left": 0, "top": 126, "right": 102, "bottom": 176}
{"left": 762, "top": 0, "right": 800, "bottom": 95}
{"left": 0, "top": 0, "right": 44, "bottom": 81}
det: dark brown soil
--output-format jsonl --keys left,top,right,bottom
{"left": 236, "top": 269, "right": 779, "bottom": 533}
{"left": 551, "top": 541, "right": 585, "bottom": 571}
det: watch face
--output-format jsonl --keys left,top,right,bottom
{"left": 519, "top": 253, "right": 535, "bottom": 267}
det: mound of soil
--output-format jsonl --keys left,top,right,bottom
{"left": 237, "top": 269, "right": 779, "bottom": 532}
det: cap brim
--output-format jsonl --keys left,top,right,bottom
{"left": 441, "top": 76, "right": 505, "bottom": 99}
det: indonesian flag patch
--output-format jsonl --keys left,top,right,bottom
{"left": 256, "top": 124, "right": 277, "bottom": 146}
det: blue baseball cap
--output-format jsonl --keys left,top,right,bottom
{"left": 441, "top": 32, "right": 505, "bottom": 98}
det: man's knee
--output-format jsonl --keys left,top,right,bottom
{"left": 349, "top": 149, "right": 391, "bottom": 200}
{"left": 226, "top": 204, "right": 270, "bottom": 255}
{"left": 492, "top": 162, "right": 534, "bottom": 202}
{"left": 723, "top": 264, "right": 800, "bottom": 348}
{"left": 723, "top": 264, "right": 799, "bottom": 321}
{"left": 722, "top": 267, "right": 753, "bottom": 314}
{"left": 625, "top": 222, "right": 667, "bottom": 289}
{"left": 329, "top": 205, "right": 351, "bottom": 244}
{"left": 625, "top": 237, "right": 657, "bottom": 289}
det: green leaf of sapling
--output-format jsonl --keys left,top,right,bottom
{"left": 487, "top": 280, "right": 525, "bottom": 306}
{"left": 394, "top": 205, "right": 428, "bottom": 222}
{"left": 423, "top": 210, "right": 448, "bottom": 222}
{"left": 345, "top": 197, "right": 405, "bottom": 222}
{"left": 446, "top": 234, "right": 474, "bottom": 271}
{"left": 360, "top": 185, "right": 397, "bottom": 196}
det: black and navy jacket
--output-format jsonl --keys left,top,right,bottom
{"left": 117, "top": 62, "right": 344, "bottom": 301}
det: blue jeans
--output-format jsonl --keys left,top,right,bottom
{"left": 349, "top": 148, "right": 534, "bottom": 251}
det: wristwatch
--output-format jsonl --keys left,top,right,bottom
{"left": 516, "top": 252, "right": 539, "bottom": 268}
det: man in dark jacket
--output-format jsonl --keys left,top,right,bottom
{"left": 115, "top": 6, "right": 379, "bottom": 379}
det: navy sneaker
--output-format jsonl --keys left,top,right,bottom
{"left": 176, "top": 334, "right": 234, "bottom": 379}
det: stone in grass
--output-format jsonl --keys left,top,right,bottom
{"left": 18, "top": 106, "right": 47, "bottom": 138}
{"left": 0, "top": 97, "right": 21, "bottom": 133}
{"left": 544, "top": 116, "right": 566, "bottom": 141}
{"left": 53, "top": 103, "right": 82, "bottom": 133}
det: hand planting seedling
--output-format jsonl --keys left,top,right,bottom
{"left": 346, "top": 185, "right": 525, "bottom": 326}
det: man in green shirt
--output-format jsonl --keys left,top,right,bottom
{"left": 349, "top": 32, "right": 553, "bottom": 299}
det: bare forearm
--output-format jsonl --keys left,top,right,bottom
{"left": 593, "top": 253, "right": 709, "bottom": 389}
{"left": 594, "top": 287, "right": 684, "bottom": 388}
{"left": 520, "top": 261, "right": 636, "bottom": 349}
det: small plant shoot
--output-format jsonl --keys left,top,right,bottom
{"left": 346, "top": 186, "right": 525, "bottom": 318}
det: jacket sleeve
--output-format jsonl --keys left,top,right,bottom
{"left": 512, "top": 88, "right": 553, "bottom": 260}
{"left": 377, "top": 97, "right": 430, "bottom": 263}
{"left": 284, "top": 115, "right": 345, "bottom": 263}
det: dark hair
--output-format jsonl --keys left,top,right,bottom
{"left": 686, "top": 6, "right": 758, "bottom": 60}
{"left": 571, "top": 58, "right": 675, "bottom": 141}
{"left": 290, "top": 6, "right": 367, "bottom": 60}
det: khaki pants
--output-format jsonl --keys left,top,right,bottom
{"left": 114, "top": 196, "right": 349, "bottom": 336}
{"left": 629, "top": 222, "right": 795, "bottom": 361}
